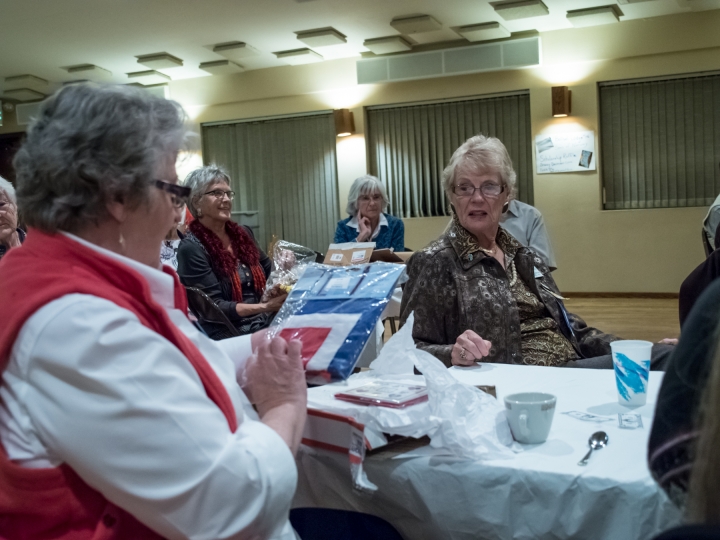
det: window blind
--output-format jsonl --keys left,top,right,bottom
{"left": 600, "top": 73, "right": 720, "bottom": 209}
{"left": 201, "top": 113, "right": 339, "bottom": 253}
{"left": 366, "top": 92, "right": 533, "bottom": 218}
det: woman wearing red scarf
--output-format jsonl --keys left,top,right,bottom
{"left": 0, "top": 84, "right": 306, "bottom": 540}
{"left": 178, "top": 166, "right": 285, "bottom": 339}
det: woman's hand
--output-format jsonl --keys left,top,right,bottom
{"left": 451, "top": 330, "right": 492, "bottom": 366}
{"left": 356, "top": 213, "right": 372, "bottom": 242}
{"left": 244, "top": 337, "right": 307, "bottom": 453}
{"left": 263, "top": 293, "right": 287, "bottom": 312}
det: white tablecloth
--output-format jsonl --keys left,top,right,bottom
{"left": 294, "top": 363, "right": 682, "bottom": 540}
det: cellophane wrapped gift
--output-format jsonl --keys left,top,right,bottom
{"left": 269, "top": 262, "right": 405, "bottom": 385}
{"left": 262, "top": 240, "right": 317, "bottom": 301}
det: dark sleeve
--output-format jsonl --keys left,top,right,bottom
{"left": 648, "top": 279, "right": 720, "bottom": 503}
{"left": 176, "top": 239, "right": 239, "bottom": 322}
{"left": 334, "top": 220, "right": 354, "bottom": 244}
{"left": 243, "top": 226, "right": 271, "bottom": 278}
{"left": 679, "top": 249, "right": 720, "bottom": 327}
{"left": 399, "top": 251, "right": 456, "bottom": 366}
{"left": 390, "top": 217, "right": 405, "bottom": 252}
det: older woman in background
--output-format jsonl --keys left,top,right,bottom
{"left": 0, "top": 176, "right": 24, "bottom": 260}
{"left": 178, "top": 166, "right": 285, "bottom": 338}
{"left": 335, "top": 175, "right": 404, "bottom": 251}
{"left": 400, "top": 134, "right": 669, "bottom": 369}
{"left": 0, "top": 84, "right": 305, "bottom": 539}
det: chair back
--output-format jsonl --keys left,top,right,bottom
{"left": 185, "top": 287, "right": 240, "bottom": 340}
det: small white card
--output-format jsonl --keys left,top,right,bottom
{"left": 330, "top": 253, "right": 343, "bottom": 262}
{"left": 351, "top": 250, "right": 367, "bottom": 262}
{"left": 563, "top": 411, "right": 612, "bottom": 423}
{"left": 618, "top": 413, "right": 643, "bottom": 429}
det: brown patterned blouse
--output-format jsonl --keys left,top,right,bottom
{"left": 400, "top": 219, "right": 617, "bottom": 367}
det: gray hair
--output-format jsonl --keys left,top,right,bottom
{"left": 184, "top": 165, "right": 231, "bottom": 219}
{"left": 441, "top": 134, "right": 517, "bottom": 200}
{"left": 345, "top": 175, "right": 389, "bottom": 216}
{"left": 13, "top": 83, "right": 187, "bottom": 233}
{"left": 0, "top": 176, "right": 16, "bottom": 205}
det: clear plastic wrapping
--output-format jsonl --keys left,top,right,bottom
{"left": 268, "top": 262, "right": 405, "bottom": 385}
{"left": 262, "top": 240, "right": 317, "bottom": 301}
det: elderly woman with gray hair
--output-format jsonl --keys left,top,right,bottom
{"left": 400, "top": 134, "right": 670, "bottom": 369}
{"left": 177, "top": 165, "right": 285, "bottom": 339}
{"left": 0, "top": 84, "right": 305, "bottom": 539}
{"left": 0, "top": 176, "right": 25, "bottom": 259}
{"left": 334, "top": 174, "right": 404, "bottom": 251}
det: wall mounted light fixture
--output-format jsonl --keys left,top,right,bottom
{"left": 334, "top": 109, "right": 355, "bottom": 137}
{"left": 551, "top": 86, "right": 571, "bottom": 117}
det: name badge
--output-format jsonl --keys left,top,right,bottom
{"left": 533, "top": 266, "right": 543, "bottom": 279}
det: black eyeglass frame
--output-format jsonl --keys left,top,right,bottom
{"left": 204, "top": 189, "right": 236, "bottom": 200}
{"left": 155, "top": 179, "right": 190, "bottom": 207}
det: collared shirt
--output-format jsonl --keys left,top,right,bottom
{"left": 703, "top": 193, "right": 720, "bottom": 250}
{"left": 346, "top": 213, "right": 389, "bottom": 241}
{"left": 500, "top": 200, "right": 557, "bottom": 270}
{"left": 0, "top": 233, "right": 297, "bottom": 540}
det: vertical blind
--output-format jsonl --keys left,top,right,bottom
{"left": 366, "top": 92, "right": 533, "bottom": 218}
{"left": 201, "top": 113, "right": 339, "bottom": 253}
{"left": 600, "top": 73, "right": 720, "bottom": 210}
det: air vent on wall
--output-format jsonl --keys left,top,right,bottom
{"left": 356, "top": 36, "right": 539, "bottom": 84}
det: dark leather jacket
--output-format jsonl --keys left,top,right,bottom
{"left": 400, "top": 225, "right": 618, "bottom": 367}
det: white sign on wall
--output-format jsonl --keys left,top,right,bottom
{"left": 535, "top": 131, "right": 596, "bottom": 174}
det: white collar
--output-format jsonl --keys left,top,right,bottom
{"left": 348, "top": 212, "right": 389, "bottom": 234}
{"left": 61, "top": 232, "right": 176, "bottom": 310}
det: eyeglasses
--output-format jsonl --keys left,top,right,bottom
{"left": 155, "top": 179, "right": 190, "bottom": 208}
{"left": 452, "top": 183, "right": 505, "bottom": 199}
{"left": 204, "top": 189, "right": 235, "bottom": 200}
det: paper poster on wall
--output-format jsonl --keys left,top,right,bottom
{"left": 535, "top": 131, "right": 596, "bottom": 174}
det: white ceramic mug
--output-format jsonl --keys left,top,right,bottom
{"left": 504, "top": 392, "right": 557, "bottom": 444}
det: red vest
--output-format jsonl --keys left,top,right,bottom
{"left": 0, "top": 229, "right": 239, "bottom": 539}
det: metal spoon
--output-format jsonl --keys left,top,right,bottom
{"left": 577, "top": 431, "right": 609, "bottom": 466}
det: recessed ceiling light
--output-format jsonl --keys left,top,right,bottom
{"left": 363, "top": 36, "right": 413, "bottom": 54}
{"left": 567, "top": 5, "right": 622, "bottom": 27}
{"left": 64, "top": 64, "right": 112, "bottom": 81}
{"left": 127, "top": 70, "right": 171, "bottom": 85}
{"left": 3, "top": 88, "right": 46, "bottom": 102}
{"left": 390, "top": 15, "right": 442, "bottom": 34}
{"left": 213, "top": 42, "right": 260, "bottom": 63}
{"left": 296, "top": 27, "right": 347, "bottom": 47}
{"left": 492, "top": 0, "right": 549, "bottom": 21}
{"left": 456, "top": 22, "right": 511, "bottom": 42}
{"left": 4, "top": 74, "right": 49, "bottom": 93}
{"left": 199, "top": 60, "right": 245, "bottom": 75}
{"left": 136, "top": 53, "right": 184, "bottom": 70}
{"left": 274, "top": 48, "right": 323, "bottom": 65}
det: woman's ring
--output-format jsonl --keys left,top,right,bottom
{"left": 460, "top": 347, "right": 467, "bottom": 360}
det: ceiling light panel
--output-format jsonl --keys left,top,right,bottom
{"left": 274, "top": 48, "right": 323, "bottom": 65}
{"left": 456, "top": 22, "right": 511, "bottom": 42}
{"left": 492, "top": 0, "right": 549, "bottom": 21}
{"left": 617, "top": 0, "right": 658, "bottom": 3}
{"left": 567, "top": 5, "right": 623, "bottom": 27}
{"left": 213, "top": 42, "right": 260, "bottom": 63}
{"left": 363, "top": 36, "right": 412, "bottom": 54}
{"left": 390, "top": 15, "right": 442, "bottom": 34}
{"left": 4, "top": 74, "right": 49, "bottom": 93}
{"left": 64, "top": 64, "right": 112, "bottom": 81}
{"left": 136, "top": 53, "right": 184, "bottom": 69}
{"left": 199, "top": 60, "right": 245, "bottom": 75}
{"left": 127, "top": 70, "right": 171, "bottom": 85}
{"left": 3, "top": 88, "right": 46, "bottom": 102}
{"left": 296, "top": 28, "right": 347, "bottom": 47}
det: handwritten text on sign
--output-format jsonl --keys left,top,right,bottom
{"left": 535, "top": 131, "right": 595, "bottom": 174}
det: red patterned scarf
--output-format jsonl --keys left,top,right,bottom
{"left": 188, "top": 219, "right": 266, "bottom": 302}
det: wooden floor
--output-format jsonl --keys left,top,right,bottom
{"left": 559, "top": 297, "right": 679, "bottom": 343}
{"left": 385, "top": 297, "right": 681, "bottom": 343}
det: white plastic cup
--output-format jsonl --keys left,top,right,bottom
{"left": 610, "top": 340, "right": 652, "bottom": 406}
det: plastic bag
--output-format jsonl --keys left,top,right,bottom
{"left": 370, "top": 313, "right": 516, "bottom": 459}
{"left": 262, "top": 240, "right": 317, "bottom": 301}
{"left": 269, "top": 262, "right": 405, "bottom": 385}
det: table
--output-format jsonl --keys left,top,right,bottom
{"left": 293, "top": 363, "right": 682, "bottom": 540}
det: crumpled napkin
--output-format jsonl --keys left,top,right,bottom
{"left": 369, "top": 313, "right": 516, "bottom": 459}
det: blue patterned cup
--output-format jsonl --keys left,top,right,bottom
{"left": 611, "top": 340, "right": 652, "bottom": 406}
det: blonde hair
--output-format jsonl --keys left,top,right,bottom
{"left": 687, "top": 325, "right": 720, "bottom": 523}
